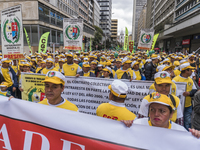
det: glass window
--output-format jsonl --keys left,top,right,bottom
{"left": 31, "top": 26, "right": 39, "bottom": 44}
{"left": 52, "top": 30, "right": 56, "bottom": 43}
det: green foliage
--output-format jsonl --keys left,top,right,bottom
{"left": 92, "top": 25, "right": 103, "bottom": 50}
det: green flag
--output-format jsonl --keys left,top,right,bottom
{"left": 124, "top": 27, "right": 128, "bottom": 51}
{"left": 38, "top": 32, "right": 50, "bottom": 53}
{"left": 24, "top": 28, "right": 32, "bottom": 54}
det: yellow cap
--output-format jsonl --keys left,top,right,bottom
{"left": 82, "top": 62, "right": 90, "bottom": 67}
{"left": 147, "top": 92, "right": 176, "bottom": 111}
{"left": 154, "top": 71, "right": 172, "bottom": 84}
{"left": 0, "top": 82, "right": 9, "bottom": 87}
{"left": 42, "top": 71, "right": 65, "bottom": 85}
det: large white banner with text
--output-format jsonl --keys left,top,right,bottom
{"left": 0, "top": 96, "right": 199, "bottom": 150}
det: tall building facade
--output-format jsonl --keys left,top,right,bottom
{"left": 97, "top": 0, "right": 112, "bottom": 36}
{"left": 111, "top": 19, "right": 118, "bottom": 41}
{"left": 0, "top": 0, "right": 97, "bottom": 53}
{"left": 137, "top": 5, "right": 147, "bottom": 43}
{"left": 93, "top": 0, "right": 101, "bottom": 27}
{"left": 134, "top": 0, "right": 147, "bottom": 44}
{"left": 146, "top": 0, "right": 200, "bottom": 53}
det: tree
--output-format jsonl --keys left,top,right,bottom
{"left": 92, "top": 25, "right": 103, "bottom": 51}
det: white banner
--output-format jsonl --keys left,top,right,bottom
{"left": 1, "top": 5, "right": 24, "bottom": 59}
{"left": 21, "top": 73, "right": 187, "bottom": 116}
{"left": 0, "top": 96, "right": 199, "bottom": 150}
{"left": 137, "top": 29, "right": 154, "bottom": 50}
{"left": 63, "top": 18, "right": 83, "bottom": 51}
{"left": 62, "top": 77, "right": 186, "bottom": 116}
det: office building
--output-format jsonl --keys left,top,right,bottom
{"left": 97, "top": 0, "right": 112, "bottom": 36}
{"left": 111, "top": 19, "right": 118, "bottom": 41}
{"left": 0, "top": 0, "right": 96, "bottom": 53}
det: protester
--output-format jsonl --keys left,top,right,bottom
{"left": 173, "top": 63, "right": 198, "bottom": 130}
{"left": 100, "top": 66, "right": 113, "bottom": 79}
{"left": 41, "top": 58, "right": 58, "bottom": 74}
{"left": 122, "top": 93, "right": 200, "bottom": 139}
{"left": 139, "top": 71, "right": 183, "bottom": 125}
{"left": 76, "top": 62, "right": 96, "bottom": 77}
{"left": 115, "top": 57, "right": 136, "bottom": 80}
{"left": 145, "top": 54, "right": 158, "bottom": 80}
{"left": 0, "top": 58, "right": 18, "bottom": 96}
{"left": 39, "top": 71, "right": 78, "bottom": 111}
{"left": 62, "top": 53, "right": 82, "bottom": 76}
{"left": 96, "top": 80, "right": 137, "bottom": 121}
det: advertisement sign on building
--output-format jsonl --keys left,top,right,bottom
{"left": 137, "top": 29, "right": 154, "bottom": 50}
{"left": 63, "top": 18, "right": 83, "bottom": 50}
{"left": 1, "top": 5, "right": 24, "bottom": 59}
{"left": 182, "top": 39, "right": 190, "bottom": 45}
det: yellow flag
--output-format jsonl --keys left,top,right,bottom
{"left": 151, "top": 33, "right": 159, "bottom": 50}
{"left": 38, "top": 32, "right": 50, "bottom": 53}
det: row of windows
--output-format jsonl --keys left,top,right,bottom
{"left": 79, "top": 8, "right": 88, "bottom": 19}
{"left": 79, "top": 0, "right": 88, "bottom": 11}
{"left": 175, "top": 0, "right": 200, "bottom": 17}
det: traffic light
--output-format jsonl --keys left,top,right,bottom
{"left": 83, "top": 37, "right": 85, "bottom": 43}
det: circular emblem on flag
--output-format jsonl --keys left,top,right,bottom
{"left": 160, "top": 73, "right": 167, "bottom": 78}
{"left": 153, "top": 93, "right": 161, "bottom": 99}
{"left": 141, "top": 33, "right": 152, "bottom": 44}
{"left": 188, "top": 82, "right": 192, "bottom": 86}
{"left": 65, "top": 25, "right": 80, "bottom": 40}
{"left": 48, "top": 71, "right": 55, "bottom": 77}
{"left": 71, "top": 68, "right": 74, "bottom": 71}
{"left": 3, "top": 18, "right": 21, "bottom": 44}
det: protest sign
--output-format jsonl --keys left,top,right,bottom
{"left": 63, "top": 18, "right": 83, "bottom": 50}
{"left": 0, "top": 96, "right": 199, "bottom": 150}
{"left": 137, "top": 29, "right": 154, "bottom": 50}
{"left": 1, "top": 5, "right": 24, "bottom": 59}
{"left": 21, "top": 73, "right": 186, "bottom": 116}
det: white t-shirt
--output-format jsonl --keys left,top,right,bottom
{"left": 134, "top": 118, "right": 187, "bottom": 132}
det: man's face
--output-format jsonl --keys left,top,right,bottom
{"left": 124, "top": 63, "right": 131, "bottom": 69}
{"left": 186, "top": 69, "right": 192, "bottom": 76}
{"left": 133, "top": 64, "right": 139, "bottom": 70}
{"left": 55, "top": 58, "right": 59, "bottom": 63}
{"left": 2, "top": 62, "right": 9, "bottom": 68}
{"left": 24, "top": 66, "right": 30, "bottom": 72}
{"left": 149, "top": 103, "right": 173, "bottom": 128}
{"left": 83, "top": 66, "right": 90, "bottom": 73}
{"left": 190, "top": 57, "right": 194, "bottom": 61}
{"left": 59, "top": 62, "right": 64, "bottom": 68}
{"left": 67, "top": 56, "right": 73, "bottom": 64}
{"left": 46, "top": 62, "right": 53, "bottom": 68}
{"left": 45, "top": 82, "right": 64, "bottom": 102}
{"left": 103, "top": 71, "right": 109, "bottom": 77}
{"left": 41, "top": 63, "right": 46, "bottom": 68}
{"left": 116, "top": 61, "right": 121, "bottom": 68}
{"left": 90, "top": 64, "right": 96, "bottom": 70}
{"left": 155, "top": 83, "right": 171, "bottom": 95}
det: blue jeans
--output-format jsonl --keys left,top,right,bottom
{"left": 184, "top": 106, "right": 192, "bottom": 131}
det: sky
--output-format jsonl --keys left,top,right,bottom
{"left": 112, "top": 0, "right": 133, "bottom": 35}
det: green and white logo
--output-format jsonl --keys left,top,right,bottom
{"left": 65, "top": 25, "right": 80, "bottom": 40}
{"left": 3, "top": 18, "right": 20, "bottom": 44}
{"left": 141, "top": 33, "right": 152, "bottom": 44}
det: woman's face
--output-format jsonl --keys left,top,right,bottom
{"left": 149, "top": 103, "right": 173, "bottom": 128}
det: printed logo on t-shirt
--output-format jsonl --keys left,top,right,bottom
{"left": 172, "top": 88, "right": 175, "bottom": 93}
{"left": 103, "top": 114, "right": 118, "bottom": 120}
{"left": 188, "top": 82, "right": 192, "bottom": 86}
{"left": 71, "top": 68, "right": 74, "bottom": 71}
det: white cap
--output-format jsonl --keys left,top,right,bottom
{"left": 108, "top": 80, "right": 128, "bottom": 98}
{"left": 46, "top": 58, "right": 54, "bottom": 63}
{"left": 97, "top": 64, "right": 103, "bottom": 67}
{"left": 131, "top": 61, "right": 139, "bottom": 68}
{"left": 180, "top": 62, "right": 194, "bottom": 71}
{"left": 180, "top": 59, "right": 187, "bottom": 64}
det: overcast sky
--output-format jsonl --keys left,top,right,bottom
{"left": 112, "top": 0, "right": 133, "bottom": 35}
